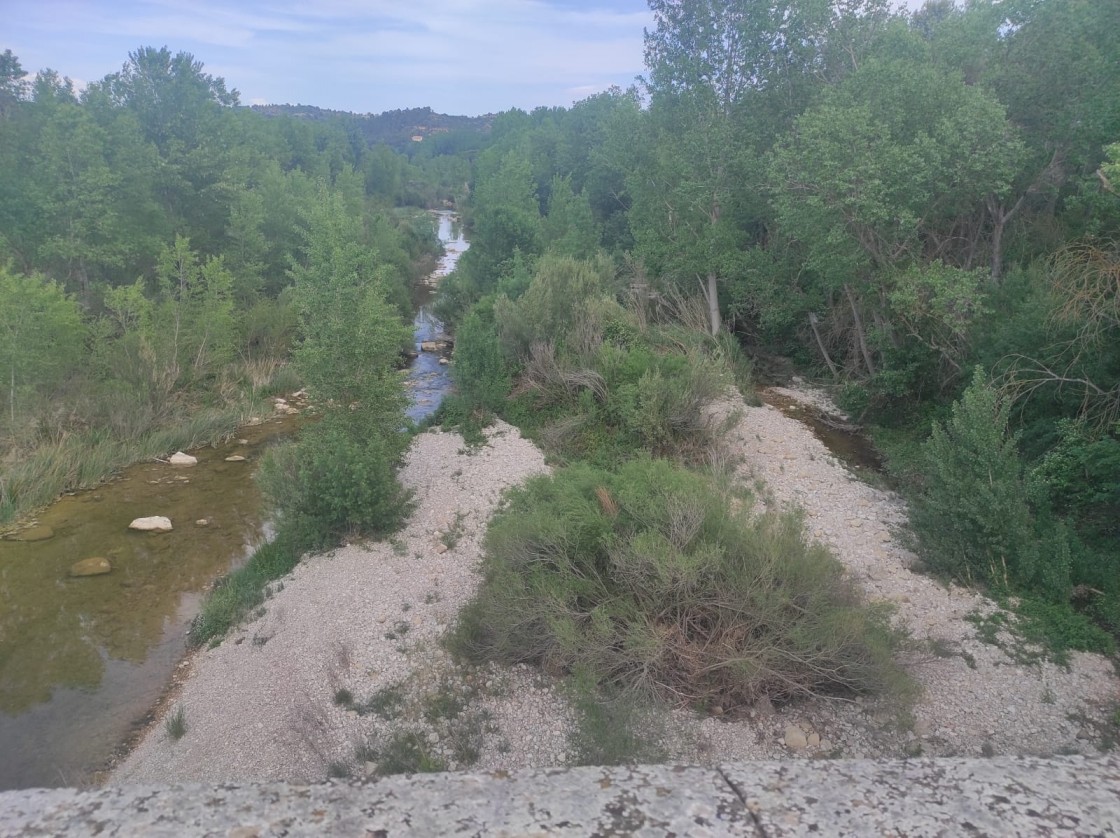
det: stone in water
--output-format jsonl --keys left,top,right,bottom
{"left": 70, "top": 557, "right": 112, "bottom": 577}
{"left": 129, "top": 516, "right": 173, "bottom": 532}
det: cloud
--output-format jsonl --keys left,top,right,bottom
{"left": 9, "top": 0, "right": 655, "bottom": 114}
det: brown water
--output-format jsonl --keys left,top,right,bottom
{"left": 759, "top": 389, "right": 884, "bottom": 473}
{"left": 0, "top": 211, "right": 465, "bottom": 791}
{"left": 0, "top": 418, "right": 296, "bottom": 789}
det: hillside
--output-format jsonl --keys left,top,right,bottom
{"left": 248, "top": 104, "right": 493, "bottom": 151}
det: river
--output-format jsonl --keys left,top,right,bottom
{"left": 0, "top": 210, "right": 465, "bottom": 790}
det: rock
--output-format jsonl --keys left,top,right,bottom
{"left": 195, "top": 519, "right": 210, "bottom": 527}
{"left": 784, "top": 724, "right": 808, "bottom": 751}
{"left": 420, "top": 340, "right": 448, "bottom": 353}
{"left": 435, "top": 543, "right": 449, "bottom": 555}
{"left": 168, "top": 452, "right": 197, "bottom": 466}
{"left": 438, "top": 357, "right": 450, "bottom": 366}
{"left": 753, "top": 694, "right": 776, "bottom": 718}
{"left": 15, "top": 525, "right": 54, "bottom": 542}
{"left": 129, "top": 516, "right": 173, "bottom": 532}
{"left": 807, "top": 732, "right": 821, "bottom": 748}
{"left": 237, "top": 439, "right": 249, "bottom": 445}
{"left": 224, "top": 455, "right": 247, "bottom": 462}
{"left": 70, "top": 557, "right": 112, "bottom": 577}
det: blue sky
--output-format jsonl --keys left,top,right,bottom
{"left": 9, "top": 0, "right": 924, "bottom": 117}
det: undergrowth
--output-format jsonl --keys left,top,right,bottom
{"left": 450, "top": 458, "right": 914, "bottom": 711}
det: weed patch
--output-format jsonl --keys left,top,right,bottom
{"left": 165, "top": 705, "right": 187, "bottom": 741}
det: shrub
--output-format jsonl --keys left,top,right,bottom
{"left": 909, "top": 368, "right": 1065, "bottom": 594}
{"left": 451, "top": 309, "right": 510, "bottom": 412}
{"left": 452, "top": 459, "right": 910, "bottom": 709}
{"left": 257, "top": 415, "right": 412, "bottom": 549}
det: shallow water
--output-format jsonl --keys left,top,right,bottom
{"left": 0, "top": 419, "right": 295, "bottom": 789}
{"left": 759, "top": 389, "right": 884, "bottom": 473}
{"left": 406, "top": 211, "right": 467, "bottom": 423}
{"left": 0, "top": 211, "right": 466, "bottom": 790}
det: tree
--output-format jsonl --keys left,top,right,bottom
{"left": 769, "top": 54, "right": 1023, "bottom": 383}
{"left": 0, "top": 266, "right": 83, "bottom": 429}
{"left": 910, "top": 368, "right": 1065, "bottom": 594}
{"left": 639, "top": 0, "right": 895, "bottom": 335}
{"left": 0, "top": 50, "right": 28, "bottom": 118}
{"left": 289, "top": 190, "right": 410, "bottom": 439}
{"left": 260, "top": 190, "right": 413, "bottom": 542}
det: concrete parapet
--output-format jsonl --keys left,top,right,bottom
{"left": 1, "top": 755, "right": 1117, "bottom": 836}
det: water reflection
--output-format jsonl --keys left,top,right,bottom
{"left": 0, "top": 420, "right": 294, "bottom": 789}
{"left": 0, "top": 211, "right": 468, "bottom": 790}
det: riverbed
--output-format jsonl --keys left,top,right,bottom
{"left": 0, "top": 210, "right": 466, "bottom": 790}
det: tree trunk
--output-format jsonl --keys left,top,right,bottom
{"left": 808, "top": 313, "right": 839, "bottom": 378}
{"left": 844, "top": 283, "right": 876, "bottom": 377}
{"left": 706, "top": 271, "right": 721, "bottom": 336}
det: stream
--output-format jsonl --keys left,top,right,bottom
{"left": 0, "top": 211, "right": 465, "bottom": 790}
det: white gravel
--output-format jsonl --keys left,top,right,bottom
{"left": 112, "top": 388, "right": 1119, "bottom": 785}
{"left": 112, "top": 421, "right": 559, "bottom": 784}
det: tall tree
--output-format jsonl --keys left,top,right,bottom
{"left": 0, "top": 267, "right": 83, "bottom": 430}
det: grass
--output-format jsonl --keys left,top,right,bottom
{"left": 384, "top": 620, "right": 412, "bottom": 641}
{"left": 333, "top": 688, "right": 354, "bottom": 708}
{"left": 165, "top": 705, "right": 187, "bottom": 741}
{"left": 1, "top": 404, "right": 252, "bottom": 525}
{"left": 440, "top": 512, "right": 465, "bottom": 551}
{"left": 188, "top": 534, "right": 304, "bottom": 647}
{"left": 361, "top": 730, "right": 446, "bottom": 776}
{"left": 966, "top": 598, "right": 1116, "bottom": 668}
{"left": 356, "top": 684, "right": 407, "bottom": 720}
{"left": 326, "top": 760, "right": 351, "bottom": 779}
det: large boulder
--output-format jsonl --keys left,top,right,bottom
{"left": 129, "top": 516, "right": 173, "bottom": 533}
{"left": 168, "top": 452, "right": 197, "bottom": 466}
{"left": 70, "top": 557, "right": 112, "bottom": 577}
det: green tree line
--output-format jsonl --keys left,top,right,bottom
{"left": 437, "top": 0, "right": 1120, "bottom": 650}
{"left": 0, "top": 46, "right": 458, "bottom": 522}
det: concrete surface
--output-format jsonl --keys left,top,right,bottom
{"left": 2, "top": 756, "right": 1118, "bottom": 836}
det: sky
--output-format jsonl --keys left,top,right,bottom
{"left": 8, "top": 0, "right": 926, "bottom": 117}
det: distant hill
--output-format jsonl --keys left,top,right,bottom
{"left": 249, "top": 104, "right": 493, "bottom": 152}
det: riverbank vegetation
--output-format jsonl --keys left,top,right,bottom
{"left": 4, "top": 0, "right": 1117, "bottom": 744}
{"left": 0, "top": 46, "right": 463, "bottom": 524}
{"left": 432, "top": 0, "right": 1119, "bottom": 737}
{"left": 450, "top": 0, "right": 1117, "bottom": 655}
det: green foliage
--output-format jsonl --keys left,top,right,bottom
{"left": 363, "top": 730, "right": 446, "bottom": 776}
{"left": 494, "top": 253, "right": 616, "bottom": 360}
{"left": 566, "top": 668, "right": 666, "bottom": 766}
{"left": 189, "top": 533, "right": 303, "bottom": 647}
{"left": 257, "top": 417, "right": 412, "bottom": 548}
{"left": 909, "top": 369, "right": 1062, "bottom": 593}
{"left": 451, "top": 309, "right": 510, "bottom": 412}
{"left": 253, "top": 188, "right": 414, "bottom": 551}
{"left": 164, "top": 705, "right": 187, "bottom": 741}
{"left": 452, "top": 459, "right": 911, "bottom": 709}
{"left": 0, "top": 266, "right": 83, "bottom": 430}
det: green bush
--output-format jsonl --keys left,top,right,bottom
{"left": 451, "top": 309, "right": 510, "bottom": 412}
{"left": 908, "top": 368, "right": 1061, "bottom": 593}
{"left": 452, "top": 459, "right": 911, "bottom": 708}
{"left": 257, "top": 416, "right": 412, "bottom": 549}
